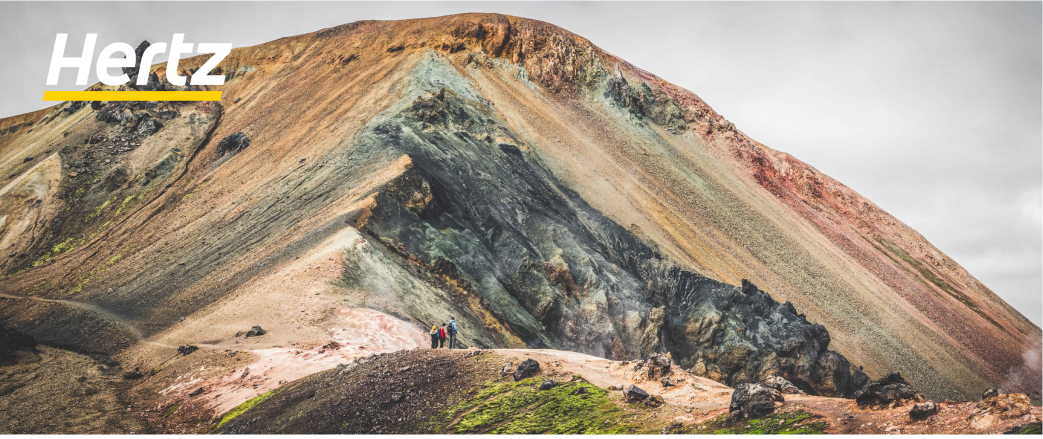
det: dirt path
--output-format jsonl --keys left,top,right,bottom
{"left": 0, "top": 293, "right": 249, "bottom": 351}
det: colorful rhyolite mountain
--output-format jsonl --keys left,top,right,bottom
{"left": 0, "top": 13, "right": 1037, "bottom": 412}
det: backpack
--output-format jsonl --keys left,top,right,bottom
{"left": 449, "top": 321, "right": 457, "bottom": 335}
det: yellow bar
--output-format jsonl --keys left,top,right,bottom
{"left": 43, "top": 91, "right": 222, "bottom": 101}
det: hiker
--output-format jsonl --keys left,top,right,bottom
{"left": 429, "top": 325, "right": 439, "bottom": 349}
{"left": 439, "top": 323, "right": 448, "bottom": 348}
{"left": 448, "top": 317, "right": 458, "bottom": 349}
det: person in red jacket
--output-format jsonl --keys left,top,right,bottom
{"left": 439, "top": 323, "right": 448, "bottom": 348}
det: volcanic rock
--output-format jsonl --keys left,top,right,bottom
{"left": 512, "top": 359, "right": 540, "bottom": 381}
{"left": 539, "top": 379, "right": 557, "bottom": 390}
{"left": 727, "top": 383, "right": 784, "bottom": 424}
{"left": 974, "top": 392, "right": 1034, "bottom": 420}
{"left": 121, "top": 40, "right": 150, "bottom": 86}
{"left": 909, "top": 401, "right": 938, "bottom": 420}
{"left": 854, "top": 372, "right": 925, "bottom": 408}
{"left": 136, "top": 117, "right": 160, "bottom": 136}
{"left": 177, "top": 345, "right": 198, "bottom": 356}
{"left": 644, "top": 353, "right": 672, "bottom": 380}
{"left": 217, "top": 132, "right": 251, "bottom": 155}
{"left": 623, "top": 384, "right": 649, "bottom": 402}
{"left": 245, "top": 325, "right": 266, "bottom": 337}
{"left": 763, "top": 375, "right": 804, "bottom": 395}
{"left": 982, "top": 388, "right": 1000, "bottom": 400}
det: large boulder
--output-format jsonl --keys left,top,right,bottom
{"left": 217, "top": 132, "right": 251, "bottom": 155}
{"left": 512, "top": 359, "right": 540, "bottom": 381}
{"left": 908, "top": 401, "right": 938, "bottom": 420}
{"left": 969, "top": 392, "right": 1035, "bottom": 430}
{"left": 644, "top": 353, "right": 672, "bottom": 380}
{"left": 669, "top": 280, "right": 868, "bottom": 398}
{"left": 854, "top": 372, "right": 924, "bottom": 409}
{"left": 763, "top": 375, "right": 804, "bottom": 395}
{"left": 727, "top": 383, "right": 784, "bottom": 424}
{"left": 623, "top": 384, "right": 649, "bottom": 402}
{"left": 136, "top": 117, "right": 160, "bottom": 136}
{"left": 245, "top": 325, "right": 266, "bottom": 337}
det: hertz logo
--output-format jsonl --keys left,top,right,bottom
{"left": 44, "top": 34, "right": 229, "bottom": 102}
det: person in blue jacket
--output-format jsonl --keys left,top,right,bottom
{"left": 448, "top": 317, "right": 458, "bottom": 349}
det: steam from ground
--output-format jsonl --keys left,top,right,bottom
{"left": 1002, "top": 343, "right": 1042, "bottom": 399}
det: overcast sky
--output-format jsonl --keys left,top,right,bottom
{"left": 1, "top": 2, "right": 1040, "bottom": 325}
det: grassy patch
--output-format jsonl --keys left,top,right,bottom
{"left": 214, "top": 388, "right": 283, "bottom": 431}
{"left": 163, "top": 403, "right": 181, "bottom": 418}
{"left": 66, "top": 245, "right": 131, "bottom": 295}
{"left": 85, "top": 195, "right": 116, "bottom": 221}
{"left": 1011, "top": 422, "right": 1042, "bottom": 435}
{"left": 431, "top": 376, "right": 645, "bottom": 434}
{"left": 30, "top": 237, "right": 77, "bottom": 267}
{"left": 113, "top": 194, "right": 136, "bottom": 216}
{"left": 181, "top": 181, "right": 207, "bottom": 201}
{"left": 694, "top": 410, "right": 827, "bottom": 435}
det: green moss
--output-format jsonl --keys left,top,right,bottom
{"left": 113, "top": 195, "right": 136, "bottom": 216}
{"left": 181, "top": 181, "right": 207, "bottom": 201}
{"left": 432, "top": 376, "right": 645, "bottom": 434}
{"left": 215, "top": 388, "right": 283, "bottom": 430}
{"left": 878, "top": 240, "right": 957, "bottom": 296}
{"left": 66, "top": 244, "right": 132, "bottom": 295}
{"left": 163, "top": 403, "right": 181, "bottom": 418}
{"left": 1011, "top": 422, "right": 1041, "bottom": 435}
{"left": 695, "top": 410, "right": 827, "bottom": 435}
{"left": 26, "top": 279, "right": 52, "bottom": 296}
{"left": 85, "top": 196, "right": 116, "bottom": 221}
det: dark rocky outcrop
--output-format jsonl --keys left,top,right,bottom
{"left": 216, "top": 133, "right": 251, "bottom": 155}
{"left": 854, "top": 371, "right": 925, "bottom": 408}
{"left": 512, "top": 358, "right": 540, "bottom": 381}
{"left": 351, "top": 84, "right": 871, "bottom": 398}
{"left": 122, "top": 41, "right": 150, "bottom": 85}
{"left": 623, "top": 384, "right": 649, "bottom": 402}
{"left": 763, "top": 374, "right": 804, "bottom": 395}
{"left": 605, "top": 68, "right": 686, "bottom": 133}
{"left": 909, "top": 401, "right": 938, "bottom": 420}
{"left": 643, "top": 353, "right": 672, "bottom": 380}
{"left": 727, "top": 383, "right": 784, "bottom": 424}
{"left": 983, "top": 388, "right": 1000, "bottom": 400}
{"left": 538, "top": 379, "right": 557, "bottom": 390}
{"left": 177, "top": 345, "right": 198, "bottom": 356}
{"left": 136, "top": 117, "right": 160, "bottom": 136}
{"left": 973, "top": 392, "right": 1034, "bottom": 420}
{"left": 245, "top": 325, "right": 266, "bottom": 337}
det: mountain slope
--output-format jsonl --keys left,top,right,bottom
{"left": 0, "top": 13, "right": 1037, "bottom": 403}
